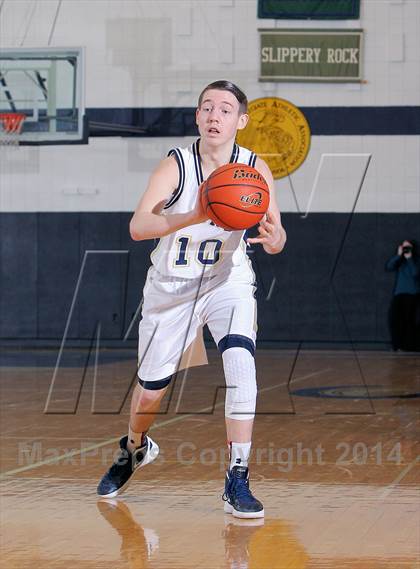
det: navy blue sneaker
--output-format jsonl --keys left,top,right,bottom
{"left": 97, "top": 435, "right": 159, "bottom": 498}
{"left": 223, "top": 466, "right": 264, "bottom": 518}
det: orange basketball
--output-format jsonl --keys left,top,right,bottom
{"left": 200, "top": 164, "right": 270, "bottom": 231}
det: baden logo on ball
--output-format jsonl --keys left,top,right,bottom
{"left": 233, "top": 168, "right": 265, "bottom": 182}
{"left": 201, "top": 164, "right": 270, "bottom": 231}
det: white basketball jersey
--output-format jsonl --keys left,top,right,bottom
{"left": 150, "top": 139, "right": 258, "bottom": 279}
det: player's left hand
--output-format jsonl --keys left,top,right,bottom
{"left": 246, "top": 210, "right": 286, "bottom": 254}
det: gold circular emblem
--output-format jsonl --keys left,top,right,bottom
{"left": 236, "top": 97, "right": 311, "bottom": 179}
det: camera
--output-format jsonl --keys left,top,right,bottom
{"left": 402, "top": 246, "right": 413, "bottom": 254}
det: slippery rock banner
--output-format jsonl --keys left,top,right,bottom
{"left": 258, "top": 0, "right": 360, "bottom": 20}
{"left": 259, "top": 29, "right": 363, "bottom": 82}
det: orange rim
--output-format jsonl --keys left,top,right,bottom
{"left": 0, "top": 112, "right": 26, "bottom": 134}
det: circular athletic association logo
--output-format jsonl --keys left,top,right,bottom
{"left": 236, "top": 97, "right": 311, "bottom": 179}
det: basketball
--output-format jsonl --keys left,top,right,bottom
{"left": 200, "top": 163, "right": 270, "bottom": 231}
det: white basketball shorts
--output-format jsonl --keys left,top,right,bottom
{"left": 137, "top": 264, "right": 257, "bottom": 381}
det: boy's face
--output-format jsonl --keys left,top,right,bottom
{"left": 196, "top": 89, "right": 248, "bottom": 144}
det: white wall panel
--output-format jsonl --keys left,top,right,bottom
{"left": 1, "top": 0, "right": 419, "bottom": 106}
{"left": 0, "top": 0, "right": 418, "bottom": 215}
{"left": 1, "top": 136, "right": 418, "bottom": 213}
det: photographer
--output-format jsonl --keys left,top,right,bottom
{"left": 386, "top": 240, "right": 420, "bottom": 351}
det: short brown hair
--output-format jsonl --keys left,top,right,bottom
{"left": 198, "top": 80, "right": 248, "bottom": 114}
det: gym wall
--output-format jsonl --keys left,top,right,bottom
{"left": 0, "top": 0, "right": 419, "bottom": 345}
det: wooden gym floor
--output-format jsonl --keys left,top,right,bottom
{"left": 0, "top": 347, "right": 419, "bottom": 568}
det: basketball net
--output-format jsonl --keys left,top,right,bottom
{"left": 0, "top": 113, "right": 26, "bottom": 147}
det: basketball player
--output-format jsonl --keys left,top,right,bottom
{"left": 97, "top": 80, "right": 287, "bottom": 518}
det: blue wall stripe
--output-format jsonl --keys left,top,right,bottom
{"left": 1, "top": 212, "right": 419, "bottom": 345}
{"left": 87, "top": 106, "right": 420, "bottom": 137}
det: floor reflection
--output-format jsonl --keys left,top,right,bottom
{"left": 97, "top": 499, "right": 159, "bottom": 568}
{"left": 97, "top": 498, "right": 310, "bottom": 569}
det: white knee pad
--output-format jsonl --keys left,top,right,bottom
{"left": 222, "top": 347, "right": 257, "bottom": 421}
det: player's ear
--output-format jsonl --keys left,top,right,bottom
{"left": 237, "top": 113, "right": 249, "bottom": 131}
{"left": 195, "top": 108, "right": 200, "bottom": 125}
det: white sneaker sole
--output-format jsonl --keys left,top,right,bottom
{"left": 99, "top": 437, "right": 159, "bottom": 498}
{"left": 224, "top": 500, "right": 265, "bottom": 519}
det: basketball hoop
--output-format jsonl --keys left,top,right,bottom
{"left": 0, "top": 113, "right": 26, "bottom": 146}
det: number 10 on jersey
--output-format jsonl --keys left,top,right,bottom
{"left": 175, "top": 236, "right": 223, "bottom": 266}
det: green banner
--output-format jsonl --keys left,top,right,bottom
{"left": 260, "top": 29, "right": 363, "bottom": 82}
{"left": 258, "top": 0, "right": 360, "bottom": 20}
